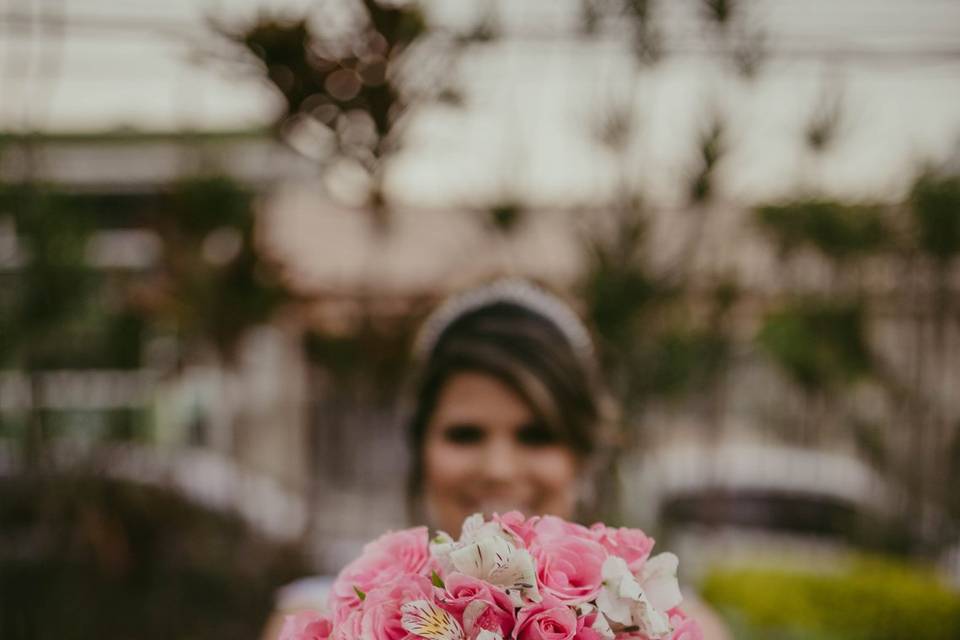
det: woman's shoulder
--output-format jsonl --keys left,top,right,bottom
{"left": 275, "top": 575, "right": 335, "bottom": 612}
{"left": 262, "top": 576, "right": 335, "bottom": 640}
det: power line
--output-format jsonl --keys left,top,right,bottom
{"left": 0, "top": 16, "right": 957, "bottom": 70}
{"left": 0, "top": 10, "right": 203, "bottom": 39}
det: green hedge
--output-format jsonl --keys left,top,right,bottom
{"left": 701, "top": 558, "right": 960, "bottom": 640}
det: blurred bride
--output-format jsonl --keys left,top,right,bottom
{"left": 266, "top": 278, "right": 727, "bottom": 640}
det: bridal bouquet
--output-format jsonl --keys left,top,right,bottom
{"left": 280, "top": 513, "right": 701, "bottom": 640}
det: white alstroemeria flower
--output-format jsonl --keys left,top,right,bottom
{"left": 592, "top": 611, "right": 615, "bottom": 639}
{"left": 401, "top": 600, "right": 464, "bottom": 640}
{"left": 430, "top": 514, "right": 540, "bottom": 606}
{"left": 431, "top": 515, "right": 512, "bottom": 568}
{"left": 595, "top": 554, "right": 681, "bottom": 640}
{"left": 576, "top": 603, "right": 614, "bottom": 640}
{"left": 460, "top": 513, "right": 507, "bottom": 542}
{"left": 449, "top": 532, "right": 540, "bottom": 606}
{"left": 637, "top": 553, "right": 683, "bottom": 613}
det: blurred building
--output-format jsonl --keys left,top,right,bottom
{"left": 2, "top": 129, "right": 958, "bottom": 581}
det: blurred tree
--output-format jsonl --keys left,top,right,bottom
{"left": 573, "top": 1, "right": 756, "bottom": 524}
{"left": 756, "top": 298, "right": 872, "bottom": 445}
{"left": 222, "top": 0, "right": 464, "bottom": 226}
{"left": 751, "top": 165, "right": 960, "bottom": 551}
{"left": 903, "top": 169, "right": 960, "bottom": 549}
{"left": 804, "top": 90, "right": 844, "bottom": 156}
{"left": 131, "top": 175, "right": 290, "bottom": 367}
{"left": 580, "top": 0, "right": 766, "bottom": 75}
{"left": 757, "top": 200, "right": 889, "bottom": 259}
{"left": 911, "top": 171, "right": 960, "bottom": 264}
{"left": 119, "top": 174, "right": 295, "bottom": 460}
{"left": 757, "top": 299, "right": 872, "bottom": 393}
{"left": 0, "top": 181, "right": 95, "bottom": 463}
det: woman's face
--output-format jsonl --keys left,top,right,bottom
{"left": 423, "top": 371, "right": 579, "bottom": 536}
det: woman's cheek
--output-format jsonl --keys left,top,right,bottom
{"left": 426, "top": 441, "right": 476, "bottom": 489}
{"left": 525, "top": 449, "right": 578, "bottom": 516}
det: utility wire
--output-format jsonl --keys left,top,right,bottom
{"left": 0, "top": 9, "right": 958, "bottom": 65}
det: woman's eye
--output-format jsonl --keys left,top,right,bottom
{"left": 516, "top": 423, "right": 559, "bottom": 447}
{"left": 442, "top": 424, "right": 485, "bottom": 445}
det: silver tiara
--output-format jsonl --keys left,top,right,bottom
{"left": 413, "top": 278, "right": 596, "bottom": 367}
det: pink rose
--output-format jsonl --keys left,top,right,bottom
{"left": 333, "top": 610, "right": 362, "bottom": 640}
{"left": 494, "top": 511, "right": 540, "bottom": 548}
{"left": 572, "top": 626, "right": 602, "bottom": 640}
{"left": 360, "top": 574, "right": 438, "bottom": 640}
{"left": 530, "top": 517, "right": 607, "bottom": 605}
{"left": 572, "top": 612, "right": 603, "bottom": 640}
{"left": 438, "top": 572, "right": 516, "bottom": 637}
{"left": 330, "top": 528, "right": 433, "bottom": 622}
{"left": 365, "top": 527, "right": 434, "bottom": 574}
{"left": 278, "top": 611, "right": 333, "bottom": 640}
{"left": 668, "top": 609, "right": 703, "bottom": 640}
{"left": 588, "top": 524, "right": 654, "bottom": 572}
{"left": 515, "top": 595, "right": 578, "bottom": 640}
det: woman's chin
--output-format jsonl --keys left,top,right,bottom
{"left": 471, "top": 499, "right": 535, "bottom": 519}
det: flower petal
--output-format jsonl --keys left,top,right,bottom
{"left": 474, "top": 630, "right": 503, "bottom": 640}
{"left": 401, "top": 600, "right": 464, "bottom": 640}
{"left": 638, "top": 553, "right": 682, "bottom": 612}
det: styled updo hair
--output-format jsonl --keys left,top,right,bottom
{"left": 405, "top": 279, "right": 614, "bottom": 522}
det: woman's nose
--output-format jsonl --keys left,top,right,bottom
{"left": 479, "top": 435, "right": 520, "bottom": 483}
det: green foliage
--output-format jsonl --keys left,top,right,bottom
{"left": 757, "top": 299, "right": 872, "bottom": 392}
{"left": 910, "top": 171, "right": 960, "bottom": 263}
{"left": 0, "top": 183, "right": 96, "bottom": 366}
{"left": 644, "top": 328, "right": 731, "bottom": 398}
{"left": 167, "top": 175, "right": 253, "bottom": 236}
{"left": 580, "top": 204, "right": 737, "bottom": 412}
{"left": 430, "top": 570, "right": 445, "bottom": 589}
{"left": 755, "top": 200, "right": 889, "bottom": 261}
{"left": 138, "top": 175, "right": 290, "bottom": 363}
{"left": 701, "top": 559, "right": 960, "bottom": 640}
{"left": 582, "top": 251, "right": 662, "bottom": 352}
{"left": 580, "top": 204, "right": 661, "bottom": 341}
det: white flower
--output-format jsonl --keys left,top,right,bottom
{"left": 401, "top": 600, "right": 464, "bottom": 640}
{"left": 430, "top": 513, "right": 540, "bottom": 606}
{"left": 637, "top": 553, "right": 683, "bottom": 613}
{"left": 595, "top": 554, "right": 682, "bottom": 640}
{"left": 576, "top": 603, "right": 614, "bottom": 640}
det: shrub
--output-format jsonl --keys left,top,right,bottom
{"left": 701, "top": 557, "right": 960, "bottom": 640}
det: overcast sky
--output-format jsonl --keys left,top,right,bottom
{"left": 1, "top": 0, "right": 958, "bottom": 206}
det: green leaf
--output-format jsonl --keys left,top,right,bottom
{"left": 430, "top": 570, "right": 445, "bottom": 589}
{"left": 354, "top": 586, "right": 366, "bottom": 601}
